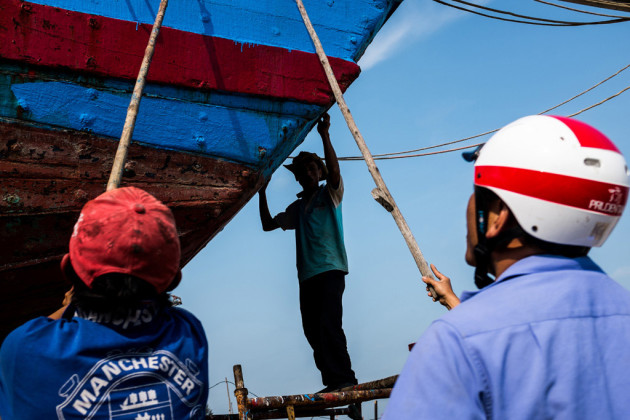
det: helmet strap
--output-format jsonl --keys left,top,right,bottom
{"left": 473, "top": 186, "right": 523, "bottom": 289}
{"left": 473, "top": 242, "right": 493, "bottom": 289}
{"left": 473, "top": 187, "right": 493, "bottom": 289}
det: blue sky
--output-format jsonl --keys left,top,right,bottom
{"left": 178, "top": 1, "right": 630, "bottom": 417}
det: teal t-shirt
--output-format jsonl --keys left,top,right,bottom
{"left": 275, "top": 180, "right": 348, "bottom": 282}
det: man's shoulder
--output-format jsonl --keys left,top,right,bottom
{"left": 1, "top": 316, "right": 67, "bottom": 365}
{"left": 4, "top": 316, "right": 58, "bottom": 341}
{"left": 445, "top": 256, "right": 630, "bottom": 337}
{"left": 167, "top": 306, "right": 205, "bottom": 329}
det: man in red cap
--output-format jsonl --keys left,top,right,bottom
{"left": 258, "top": 113, "right": 358, "bottom": 394}
{"left": 0, "top": 187, "right": 209, "bottom": 419}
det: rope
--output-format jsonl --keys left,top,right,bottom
{"left": 432, "top": 0, "right": 629, "bottom": 25}
{"left": 534, "top": 0, "right": 630, "bottom": 18}
{"left": 336, "top": 63, "right": 630, "bottom": 161}
{"left": 452, "top": 0, "right": 615, "bottom": 23}
{"left": 338, "top": 86, "right": 630, "bottom": 161}
{"left": 537, "top": 63, "right": 630, "bottom": 114}
{"left": 337, "top": 86, "right": 630, "bottom": 161}
{"left": 566, "top": 85, "right": 630, "bottom": 117}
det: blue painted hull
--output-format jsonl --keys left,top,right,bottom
{"left": 0, "top": 0, "right": 403, "bottom": 340}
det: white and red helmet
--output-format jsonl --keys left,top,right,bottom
{"left": 474, "top": 115, "right": 629, "bottom": 248}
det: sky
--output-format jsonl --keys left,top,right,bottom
{"left": 177, "top": 1, "right": 630, "bottom": 417}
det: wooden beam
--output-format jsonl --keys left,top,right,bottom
{"left": 559, "top": 0, "right": 630, "bottom": 12}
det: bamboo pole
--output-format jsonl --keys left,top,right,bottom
{"left": 106, "top": 0, "right": 169, "bottom": 191}
{"left": 294, "top": 0, "right": 438, "bottom": 298}
{"left": 336, "top": 375, "right": 398, "bottom": 392}
{"left": 233, "top": 365, "right": 252, "bottom": 420}
{"left": 248, "top": 388, "right": 391, "bottom": 410}
{"left": 206, "top": 407, "right": 352, "bottom": 419}
{"left": 226, "top": 377, "right": 234, "bottom": 414}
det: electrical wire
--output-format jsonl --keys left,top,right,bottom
{"left": 534, "top": 0, "right": 630, "bottom": 18}
{"left": 208, "top": 379, "right": 260, "bottom": 397}
{"left": 208, "top": 380, "right": 228, "bottom": 391}
{"left": 432, "top": 0, "right": 629, "bottom": 25}
{"left": 452, "top": 0, "right": 616, "bottom": 23}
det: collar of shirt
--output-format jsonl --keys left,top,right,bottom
{"left": 459, "top": 254, "right": 604, "bottom": 303}
{"left": 74, "top": 300, "right": 161, "bottom": 330}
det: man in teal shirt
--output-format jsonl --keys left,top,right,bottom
{"left": 259, "top": 113, "right": 357, "bottom": 392}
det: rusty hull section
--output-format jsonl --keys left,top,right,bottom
{"left": 0, "top": 119, "right": 261, "bottom": 341}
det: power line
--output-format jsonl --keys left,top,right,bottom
{"left": 534, "top": 0, "right": 630, "bottom": 18}
{"left": 339, "top": 129, "right": 497, "bottom": 160}
{"left": 432, "top": 0, "right": 630, "bottom": 25}
{"left": 571, "top": 0, "right": 630, "bottom": 12}
{"left": 209, "top": 379, "right": 260, "bottom": 398}
{"left": 452, "top": 0, "right": 613, "bottom": 23}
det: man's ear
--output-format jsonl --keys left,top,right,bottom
{"left": 60, "top": 254, "right": 79, "bottom": 286}
{"left": 485, "top": 200, "right": 511, "bottom": 239}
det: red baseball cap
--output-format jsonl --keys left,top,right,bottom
{"left": 65, "top": 187, "right": 181, "bottom": 293}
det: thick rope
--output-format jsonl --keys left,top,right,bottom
{"left": 336, "top": 63, "right": 630, "bottom": 161}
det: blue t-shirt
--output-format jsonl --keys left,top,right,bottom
{"left": 0, "top": 305, "right": 209, "bottom": 420}
{"left": 384, "top": 255, "right": 630, "bottom": 420}
{"left": 275, "top": 179, "right": 348, "bottom": 282}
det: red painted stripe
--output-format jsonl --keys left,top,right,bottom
{"left": 475, "top": 165, "right": 628, "bottom": 216}
{"left": 551, "top": 116, "right": 620, "bottom": 153}
{"left": 0, "top": 0, "right": 360, "bottom": 105}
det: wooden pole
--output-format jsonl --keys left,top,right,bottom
{"left": 336, "top": 375, "right": 398, "bottom": 392}
{"left": 294, "top": 0, "right": 438, "bottom": 298}
{"left": 226, "top": 377, "right": 234, "bottom": 414}
{"left": 248, "top": 389, "right": 391, "bottom": 410}
{"left": 233, "top": 365, "right": 252, "bottom": 420}
{"left": 106, "top": 0, "right": 169, "bottom": 191}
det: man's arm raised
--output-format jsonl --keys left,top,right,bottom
{"left": 318, "top": 113, "right": 340, "bottom": 189}
{"left": 259, "top": 179, "right": 279, "bottom": 231}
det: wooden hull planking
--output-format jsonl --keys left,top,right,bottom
{"left": 0, "top": 0, "right": 403, "bottom": 339}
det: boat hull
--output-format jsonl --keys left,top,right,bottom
{"left": 0, "top": 118, "right": 262, "bottom": 339}
{"left": 0, "top": 0, "right": 403, "bottom": 340}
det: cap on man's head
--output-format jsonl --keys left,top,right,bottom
{"left": 284, "top": 151, "right": 328, "bottom": 180}
{"left": 67, "top": 187, "right": 181, "bottom": 293}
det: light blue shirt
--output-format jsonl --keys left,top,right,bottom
{"left": 384, "top": 255, "right": 630, "bottom": 420}
{"left": 275, "top": 179, "right": 348, "bottom": 282}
